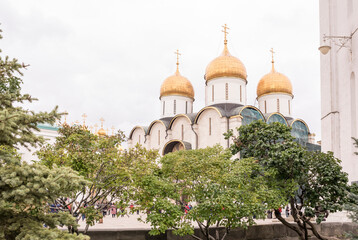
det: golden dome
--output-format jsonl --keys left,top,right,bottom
{"left": 160, "top": 51, "right": 194, "bottom": 100}
{"left": 97, "top": 128, "right": 106, "bottom": 136}
{"left": 257, "top": 59, "right": 293, "bottom": 98}
{"left": 205, "top": 45, "right": 247, "bottom": 82}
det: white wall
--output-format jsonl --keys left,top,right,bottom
{"left": 170, "top": 116, "right": 194, "bottom": 144}
{"left": 129, "top": 127, "right": 147, "bottom": 149}
{"left": 205, "top": 77, "right": 247, "bottom": 106}
{"left": 196, "top": 108, "right": 227, "bottom": 148}
{"left": 320, "top": 0, "right": 358, "bottom": 182}
{"left": 160, "top": 95, "right": 193, "bottom": 118}
{"left": 257, "top": 93, "right": 293, "bottom": 117}
{"left": 147, "top": 122, "right": 167, "bottom": 153}
{"left": 18, "top": 128, "right": 58, "bottom": 163}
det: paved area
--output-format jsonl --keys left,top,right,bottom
{"left": 76, "top": 211, "right": 351, "bottom": 231}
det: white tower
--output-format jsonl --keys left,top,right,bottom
{"left": 204, "top": 24, "right": 247, "bottom": 106}
{"left": 159, "top": 50, "right": 195, "bottom": 118}
{"left": 257, "top": 49, "right": 293, "bottom": 117}
{"left": 319, "top": 0, "right": 358, "bottom": 182}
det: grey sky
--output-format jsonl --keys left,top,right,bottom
{"left": 0, "top": 0, "right": 321, "bottom": 142}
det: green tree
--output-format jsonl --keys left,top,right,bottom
{"left": 0, "top": 29, "right": 59, "bottom": 149}
{"left": 0, "top": 27, "right": 88, "bottom": 240}
{"left": 344, "top": 139, "right": 358, "bottom": 239}
{"left": 225, "top": 120, "right": 349, "bottom": 240}
{"left": 136, "top": 145, "right": 286, "bottom": 240}
{"left": 37, "top": 125, "right": 159, "bottom": 233}
{"left": 0, "top": 146, "right": 89, "bottom": 240}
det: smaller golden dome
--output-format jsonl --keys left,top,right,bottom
{"left": 160, "top": 52, "right": 194, "bottom": 100}
{"left": 205, "top": 45, "right": 247, "bottom": 82}
{"left": 97, "top": 128, "right": 106, "bottom": 136}
{"left": 257, "top": 59, "right": 293, "bottom": 98}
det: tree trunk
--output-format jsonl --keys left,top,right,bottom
{"left": 274, "top": 209, "right": 305, "bottom": 240}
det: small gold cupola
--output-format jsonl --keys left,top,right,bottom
{"left": 160, "top": 50, "right": 195, "bottom": 100}
{"left": 257, "top": 48, "right": 293, "bottom": 98}
{"left": 205, "top": 24, "right": 247, "bottom": 83}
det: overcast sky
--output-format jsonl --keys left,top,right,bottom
{"left": 0, "top": 0, "right": 321, "bottom": 142}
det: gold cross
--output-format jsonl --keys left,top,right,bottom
{"left": 100, "top": 117, "right": 105, "bottom": 128}
{"left": 222, "top": 24, "right": 229, "bottom": 44}
{"left": 270, "top": 48, "right": 275, "bottom": 62}
{"left": 63, "top": 110, "right": 68, "bottom": 124}
{"left": 82, "top": 113, "right": 87, "bottom": 126}
{"left": 174, "top": 49, "right": 181, "bottom": 71}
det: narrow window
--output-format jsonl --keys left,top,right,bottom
{"left": 264, "top": 100, "right": 267, "bottom": 113}
{"left": 163, "top": 101, "right": 165, "bottom": 115}
{"left": 174, "top": 100, "right": 176, "bottom": 115}
{"left": 185, "top": 101, "right": 188, "bottom": 114}
{"left": 240, "top": 85, "right": 242, "bottom": 102}
{"left": 158, "top": 130, "right": 160, "bottom": 145}
{"left": 139, "top": 135, "right": 141, "bottom": 144}
{"left": 209, "top": 118, "right": 212, "bottom": 136}
{"left": 181, "top": 125, "right": 184, "bottom": 140}
{"left": 277, "top": 99, "right": 280, "bottom": 112}
{"left": 225, "top": 83, "right": 228, "bottom": 100}
{"left": 288, "top": 100, "right": 290, "bottom": 114}
{"left": 191, "top": 103, "right": 193, "bottom": 113}
{"left": 212, "top": 85, "right": 214, "bottom": 102}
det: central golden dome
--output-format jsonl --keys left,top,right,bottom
{"left": 257, "top": 60, "right": 293, "bottom": 98}
{"left": 160, "top": 69, "right": 194, "bottom": 100}
{"left": 205, "top": 44, "right": 247, "bottom": 82}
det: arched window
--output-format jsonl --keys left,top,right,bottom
{"left": 212, "top": 85, "right": 214, "bottom": 102}
{"left": 264, "top": 100, "right": 267, "bottom": 113}
{"left": 240, "top": 107, "right": 265, "bottom": 125}
{"left": 158, "top": 130, "right": 160, "bottom": 145}
{"left": 174, "top": 100, "right": 176, "bottom": 115}
{"left": 163, "top": 101, "right": 165, "bottom": 115}
{"left": 267, "top": 113, "right": 287, "bottom": 126}
{"left": 291, "top": 120, "right": 309, "bottom": 142}
{"left": 209, "top": 118, "right": 212, "bottom": 136}
{"left": 225, "top": 83, "right": 228, "bottom": 100}
{"left": 240, "top": 85, "right": 242, "bottom": 102}
{"left": 277, "top": 99, "right": 280, "bottom": 112}
{"left": 181, "top": 124, "right": 184, "bottom": 140}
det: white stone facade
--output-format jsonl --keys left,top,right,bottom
{"left": 18, "top": 125, "right": 59, "bottom": 163}
{"left": 160, "top": 95, "right": 193, "bottom": 118}
{"left": 319, "top": 0, "right": 358, "bottom": 182}
{"left": 205, "top": 77, "right": 247, "bottom": 106}
{"left": 257, "top": 93, "right": 293, "bottom": 117}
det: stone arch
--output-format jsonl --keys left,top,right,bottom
{"left": 162, "top": 140, "right": 192, "bottom": 155}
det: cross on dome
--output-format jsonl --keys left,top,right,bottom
{"left": 270, "top": 48, "right": 276, "bottom": 71}
{"left": 222, "top": 24, "right": 229, "bottom": 45}
{"left": 82, "top": 113, "right": 87, "bottom": 127}
{"left": 174, "top": 49, "right": 181, "bottom": 73}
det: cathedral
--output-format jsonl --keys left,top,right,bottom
{"left": 128, "top": 25, "right": 318, "bottom": 155}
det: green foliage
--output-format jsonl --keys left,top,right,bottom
{"left": 226, "top": 120, "right": 350, "bottom": 240}
{"left": 0, "top": 29, "right": 60, "bottom": 149}
{"left": 136, "top": 145, "right": 285, "bottom": 240}
{"left": 344, "top": 138, "right": 358, "bottom": 239}
{"left": 37, "top": 125, "right": 159, "bottom": 232}
{"left": 0, "top": 27, "right": 88, "bottom": 239}
{"left": 0, "top": 146, "right": 89, "bottom": 240}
